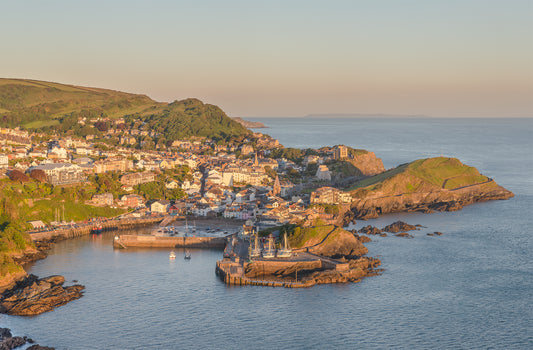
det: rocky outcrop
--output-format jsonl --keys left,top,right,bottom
{"left": 0, "top": 274, "right": 84, "bottom": 316}
{"left": 359, "top": 225, "right": 383, "bottom": 235}
{"left": 427, "top": 231, "right": 443, "bottom": 236}
{"left": 0, "top": 328, "right": 54, "bottom": 350}
{"left": 290, "top": 225, "right": 368, "bottom": 258}
{"left": 395, "top": 232, "right": 413, "bottom": 238}
{"left": 382, "top": 221, "right": 418, "bottom": 233}
{"left": 348, "top": 151, "right": 385, "bottom": 177}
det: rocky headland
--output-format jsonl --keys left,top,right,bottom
{"left": 344, "top": 157, "right": 514, "bottom": 221}
{"left": 232, "top": 117, "right": 267, "bottom": 128}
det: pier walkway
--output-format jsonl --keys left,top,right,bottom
{"left": 28, "top": 216, "right": 163, "bottom": 241}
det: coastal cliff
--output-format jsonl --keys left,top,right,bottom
{"left": 347, "top": 150, "right": 385, "bottom": 177}
{"left": 232, "top": 117, "right": 266, "bottom": 128}
{"left": 345, "top": 157, "right": 514, "bottom": 220}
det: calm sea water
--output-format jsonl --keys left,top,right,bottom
{"left": 3, "top": 117, "right": 532, "bottom": 349}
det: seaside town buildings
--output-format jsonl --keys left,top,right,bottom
{"left": 0, "top": 125, "right": 355, "bottom": 227}
{"left": 29, "top": 163, "right": 85, "bottom": 186}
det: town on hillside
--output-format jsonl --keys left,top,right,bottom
{"left": 0, "top": 122, "right": 383, "bottom": 232}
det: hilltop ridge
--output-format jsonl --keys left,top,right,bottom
{"left": 0, "top": 78, "right": 249, "bottom": 140}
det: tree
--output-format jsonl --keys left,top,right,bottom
{"left": 30, "top": 169, "right": 47, "bottom": 182}
{"left": 94, "top": 121, "right": 109, "bottom": 132}
{"left": 8, "top": 170, "right": 29, "bottom": 183}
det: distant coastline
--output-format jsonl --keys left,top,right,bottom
{"left": 304, "top": 113, "right": 430, "bottom": 118}
{"left": 232, "top": 117, "right": 267, "bottom": 128}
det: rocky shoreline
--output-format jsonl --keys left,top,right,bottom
{"left": 0, "top": 327, "right": 54, "bottom": 350}
{"left": 345, "top": 180, "right": 514, "bottom": 221}
{"left": 0, "top": 274, "right": 84, "bottom": 316}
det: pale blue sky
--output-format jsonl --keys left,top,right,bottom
{"left": 1, "top": 0, "right": 532, "bottom": 117}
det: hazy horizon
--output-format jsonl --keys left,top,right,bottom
{"left": 1, "top": 0, "right": 532, "bottom": 118}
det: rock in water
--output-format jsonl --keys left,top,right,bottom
{"left": 0, "top": 274, "right": 84, "bottom": 316}
{"left": 395, "top": 232, "right": 413, "bottom": 238}
{"left": 358, "top": 225, "right": 383, "bottom": 235}
{"left": 382, "top": 221, "right": 418, "bottom": 233}
{"left": 0, "top": 328, "right": 54, "bottom": 350}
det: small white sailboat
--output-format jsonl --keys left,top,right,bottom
{"left": 277, "top": 231, "right": 292, "bottom": 258}
{"left": 169, "top": 251, "right": 176, "bottom": 259}
{"left": 250, "top": 232, "right": 262, "bottom": 258}
{"left": 262, "top": 234, "right": 275, "bottom": 259}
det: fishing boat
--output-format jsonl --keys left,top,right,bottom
{"left": 262, "top": 234, "right": 275, "bottom": 259}
{"left": 91, "top": 225, "right": 102, "bottom": 234}
{"left": 277, "top": 231, "right": 292, "bottom": 258}
{"left": 169, "top": 251, "right": 176, "bottom": 259}
{"left": 184, "top": 249, "right": 191, "bottom": 260}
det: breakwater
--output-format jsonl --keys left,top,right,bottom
{"left": 113, "top": 234, "right": 227, "bottom": 249}
{"left": 29, "top": 216, "right": 163, "bottom": 242}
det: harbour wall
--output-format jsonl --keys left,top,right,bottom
{"left": 29, "top": 217, "right": 162, "bottom": 241}
{"left": 113, "top": 234, "right": 226, "bottom": 249}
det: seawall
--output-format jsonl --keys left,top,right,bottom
{"left": 29, "top": 217, "right": 163, "bottom": 242}
{"left": 113, "top": 234, "right": 227, "bottom": 249}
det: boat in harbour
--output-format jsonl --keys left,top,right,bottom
{"left": 277, "top": 231, "right": 292, "bottom": 258}
{"left": 184, "top": 249, "right": 191, "bottom": 260}
{"left": 262, "top": 234, "right": 275, "bottom": 259}
{"left": 249, "top": 232, "right": 262, "bottom": 258}
{"left": 91, "top": 225, "right": 102, "bottom": 234}
{"left": 169, "top": 251, "right": 176, "bottom": 259}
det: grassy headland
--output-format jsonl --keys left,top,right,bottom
{"left": 0, "top": 78, "right": 249, "bottom": 141}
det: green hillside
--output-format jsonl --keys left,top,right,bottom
{"left": 0, "top": 78, "right": 249, "bottom": 140}
{"left": 125, "top": 98, "right": 250, "bottom": 140}
{"left": 347, "top": 157, "right": 490, "bottom": 195}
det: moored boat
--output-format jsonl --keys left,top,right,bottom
{"left": 277, "top": 231, "right": 292, "bottom": 258}
{"left": 262, "top": 234, "right": 275, "bottom": 259}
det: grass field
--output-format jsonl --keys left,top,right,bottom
{"left": 346, "top": 157, "right": 489, "bottom": 194}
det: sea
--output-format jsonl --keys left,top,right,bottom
{"left": 2, "top": 117, "right": 532, "bottom": 349}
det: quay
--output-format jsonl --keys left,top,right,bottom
{"left": 28, "top": 216, "right": 163, "bottom": 242}
{"left": 113, "top": 234, "right": 226, "bottom": 249}
{"left": 216, "top": 236, "right": 351, "bottom": 288}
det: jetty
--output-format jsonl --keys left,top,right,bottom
{"left": 215, "top": 233, "right": 353, "bottom": 288}
{"left": 113, "top": 234, "right": 226, "bottom": 249}
{"left": 28, "top": 216, "right": 163, "bottom": 242}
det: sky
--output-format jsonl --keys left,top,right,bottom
{"left": 1, "top": 0, "right": 532, "bottom": 118}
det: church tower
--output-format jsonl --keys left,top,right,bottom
{"left": 273, "top": 174, "right": 281, "bottom": 197}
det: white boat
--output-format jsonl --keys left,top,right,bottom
{"left": 169, "top": 251, "right": 176, "bottom": 259}
{"left": 262, "top": 234, "right": 275, "bottom": 259}
{"left": 277, "top": 231, "right": 292, "bottom": 258}
{"left": 249, "top": 232, "right": 262, "bottom": 258}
